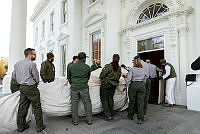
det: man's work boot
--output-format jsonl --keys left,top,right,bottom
{"left": 37, "top": 124, "right": 46, "bottom": 132}
{"left": 17, "top": 124, "right": 30, "bottom": 132}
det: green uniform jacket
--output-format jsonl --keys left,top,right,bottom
{"left": 67, "top": 61, "right": 73, "bottom": 80}
{"left": 40, "top": 60, "right": 55, "bottom": 82}
{"left": 91, "top": 64, "right": 102, "bottom": 72}
{"left": 68, "top": 60, "right": 91, "bottom": 90}
{"left": 99, "top": 63, "right": 121, "bottom": 86}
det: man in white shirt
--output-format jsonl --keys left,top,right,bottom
{"left": 146, "top": 59, "right": 162, "bottom": 104}
{"left": 159, "top": 59, "right": 177, "bottom": 107}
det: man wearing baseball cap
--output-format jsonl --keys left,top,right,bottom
{"left": 67, "top": 52, "right": 92, "bottom": 125}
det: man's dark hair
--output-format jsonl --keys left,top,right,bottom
{"left": 134, "top": 55, "right": 141, "bottom": 60}
{"left": 24, "top": 48, "right": 35, "bottom": 57}
{"left": 73, "top": 56, "right": 78, "bottom": 61}
{"left": 47, "top": 52, "right": 54, "bottom": 59}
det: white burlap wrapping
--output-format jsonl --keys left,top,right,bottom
{"left": 0, "top": 68, "right": 128, "bottom": 133}
{"left": 0, "top": 91, "right": 32, "bottom": 133}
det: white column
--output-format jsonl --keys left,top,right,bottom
{"left": 105, "top": 0, "right": 122, "bottom": 63}
{"left": 2, "top": 0, "right": 27, "bottom": 94}
{"left": 177, "top": 15, "right": 189, "bottom": 105}
{"left": 195, "top": 0, "right": 200, "bottom": 57}
{"left": 178, "top": 27, "right": 189, "bottom": 105}
{"left": 68, "top": 0, "right": 82, "bottom": 57}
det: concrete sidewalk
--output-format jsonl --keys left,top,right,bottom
{"left": 7, "top": 104, "right": 200, "bottom": 134}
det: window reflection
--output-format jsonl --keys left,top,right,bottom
{"left": 138, "top": 36, "right": 164, "bottom": 52}
{"left": 92, "top": 31, "right": 101, "bottom": 62}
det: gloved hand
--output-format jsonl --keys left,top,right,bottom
{"left": 64, "top": 81, "right": 69, "bottom": 86}
{"left": 159, "top": 76, "right": 163, "bottom": 80}
{"left": 123, "top": 87, "right": 127, "bottom": 91}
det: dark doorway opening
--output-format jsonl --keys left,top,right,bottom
{"left": 138, "top": 50, "right": 165, "bottom": 104}
{"left": 138, "top": 50, "right": 164, "bottom": 68}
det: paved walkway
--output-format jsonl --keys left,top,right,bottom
{"left": 6, "top": 104, "right": 200, "bottom": 134}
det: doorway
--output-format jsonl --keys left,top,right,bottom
{"left": 138, "top": 50, "right": 164, "bottom": 68}
{"left": 138, "top": 50, "right": 165, "bottom": 104}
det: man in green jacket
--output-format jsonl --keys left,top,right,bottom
{"left": 67, "top": 56, "right": 78, "bottom": 80}
{"left": 91, "top": 59, "right": 102, "bottom": 72}
{"left": 68, "top": 52, "right": 92, "bottom": 125}
{"left": 40, "top": 52, "right": 55, "bottom": 83}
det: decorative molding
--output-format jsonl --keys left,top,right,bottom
{"left": 46, "top": 39, "right": 54, "bottom": 46}
{"left": 59, "top": 23, "right": 68, "bottom": 31}
{"left": 48, "top": 32, "right": 54, "bottom": 38}
{"left": 178, "top": 27, "right": 189, "bottom": 36}
{"left": 87, "top": 0, "right": 103, "bottom": 13}
{"left": 84, "top": 11, "right": 107, "bottom": 28}
{"left": 124, "top": 0, "right": 186, "bottom": 27}
{"left": 30, "top": 0, "right": 52, "bottom": 22}
{"left": 121, "top": 0, "right": 128, "bottom": 8}
{"left": 120, "top": 7, "right": 193, "bottom": 34}
{"left": 57, "top": 32, "right": 69, "bottom": 41}
{"left": 38, "top": 45, "right": 46, "bottom": 51}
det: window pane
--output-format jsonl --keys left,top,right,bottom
{"left": 61, "top": 45, "right": 66, "bottom": 76}
{"left": 137, "top": 36, "right": 164, "bottom": 52}
{"left": 137, "top": 3, "right": 169, "bottom": 24}
{"left": 92, "top": 31, "right": 101, "bottom": 61}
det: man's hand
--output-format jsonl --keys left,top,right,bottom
{"left": 159, "top": 76, "right": 163, "bottom": 80}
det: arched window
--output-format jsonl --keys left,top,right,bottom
{"left": 137, "top": 3, "right": 169, "bottom": 24}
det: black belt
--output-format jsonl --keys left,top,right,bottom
{"left": 133, "top": 81, "right": 143, "bottom": 83}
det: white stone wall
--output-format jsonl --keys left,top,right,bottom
{"left": 81, "top": 0, "right": 122, "bottom": 66}
{"left": 32, "top": 0, "right": 82, "bottom": 78}
{"left": 31, "top": 0, "right": 199, "bottom": 105}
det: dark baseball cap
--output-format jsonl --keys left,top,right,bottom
{"left": 78, "top": 52, "right": 89, "bottom": 59}
{"left": 160, "top": 59, "right": 166, "bottom": 64}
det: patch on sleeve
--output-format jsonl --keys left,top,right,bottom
{"left": 103, "top": 67, "right": 106, "bottom": 70}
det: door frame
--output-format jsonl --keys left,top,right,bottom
{"left": 136, "top": 36, "right": 166, "bottom": 104}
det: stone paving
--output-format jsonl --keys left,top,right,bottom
{"left": 3, "top": 104, "right": 200, "bottom": 134}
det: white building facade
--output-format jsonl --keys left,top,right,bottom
{"left": 30, "top": 0, "right": 200, "bottom": 106}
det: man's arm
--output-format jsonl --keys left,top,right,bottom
{"left": 88, "top": 66, "right": 91, "bottom": 80}
{"left": 162, "top": 65, "right": 171, "bottom": 79}
{"left": 114, "top": 68, "right": 121, "bottom": 81}
{"left": 156, "top": 66, "right": 163, "bottom": 72}
{"left": 31, "top": 63, "right": 39, "bottom": 84}
{"left": 90, "top": 65, "right": 95, "bottom": 72}
{"left": 125, "top": 69, "right": 133, "bottom": 87}
{"left": 11, "top": 65, "right": 17, "bottom": 80}
{"left": 191, "top": 56, "right": 200, "bottom": 70}
{"left": 40, "top": 62, "right": 47, "bottom": 80}
{"left": 99, "top": 65, "right": 109, "bottom": 80}
{"left": 67, "top": 66, "right": 72, "bottom": 84}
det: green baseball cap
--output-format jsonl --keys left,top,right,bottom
{"left": 160, "top": 59, "right": 166, "bottom": 64}
{"left": 113, "top": 54, "right": 120, "bottom": 62}
{"left": 78, "top": 52, "right": 89, "bottom": 59}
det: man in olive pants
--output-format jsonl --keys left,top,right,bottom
{"left": 12, "top": 48, "right": 45, "bottom": 132}
{"left": 68, "top": 52, "right": 92, "bottom": 125}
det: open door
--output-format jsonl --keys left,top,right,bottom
{"left": 139, "top": 50, "right": 165, "bottom": 104}
{"left": 158, "top": 79, "right": 165, "bottom": 104}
